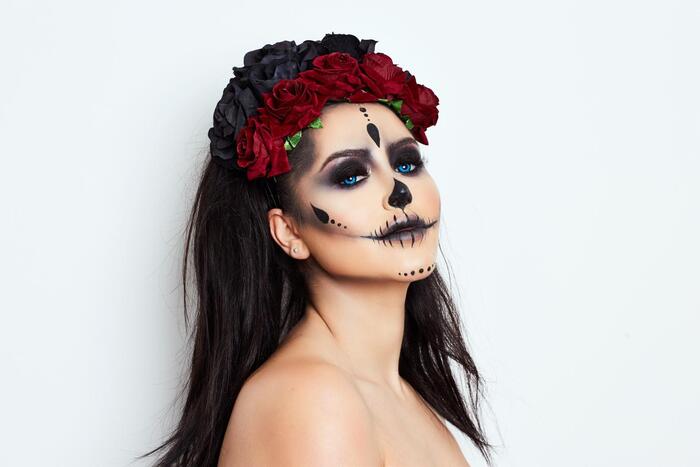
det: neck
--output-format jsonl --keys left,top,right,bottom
{"left": 303, "top": 268, "right": 410, "bottom": 396}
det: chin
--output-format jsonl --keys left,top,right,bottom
{"left": 390, "top": 252, "right": 438, "bottom": 280}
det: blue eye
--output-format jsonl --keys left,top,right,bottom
{"left": 394, "top": 151, "right": 425, "bottom": 175}
{"left": 396, "top": 162, "right": 416, "bottom": 174}
{"left": 340, "top": 175, "right": 360, "bottom": 186}
{"left": 331, "top": 162, "right": 369, "bottom": 189}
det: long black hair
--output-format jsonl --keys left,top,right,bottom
{"left": 137, "top": 34, "right": 495, "bottom": 466}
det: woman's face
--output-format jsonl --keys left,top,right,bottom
{"left": 278, "top": 101, "right": 441, "bottom": 281}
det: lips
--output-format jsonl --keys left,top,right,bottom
{"left": 362, "top": 214, "right": 438, "bottom": 247}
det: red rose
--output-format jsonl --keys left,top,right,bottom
{"left": 298, "top": 52, "right": 364, "bottom": 99}
{"left": 410, "top": 126, "right": 429, "bottom": 145}
{"left": 353, "top": 52, "right": 407, "bottom": 100}
{"left": 235, "top": 114, "right": 291, "bottom": 180}
{"left": 263, "top": 78, "right": 326, "bottom": 137}
{"left": 265, "top": 137, "right": 292, "bottom": 178}
{"left": 231, "top": 50, "right": 439, "bottom": 179}
{"left": 398, "top": 74, "right": 439, "bottom": 130}
{"left": 235, "top": 117, "right": 257, "bottom": 170}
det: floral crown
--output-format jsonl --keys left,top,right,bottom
{"left": 207, "top": 33, "right": 440, "bottom": 181}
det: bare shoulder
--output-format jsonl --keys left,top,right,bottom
{"left": 218, "top": 359, "right": 384, "bottom": 467}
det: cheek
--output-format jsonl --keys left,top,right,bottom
{"left": 427, "top": 180, "right": 441, "bottom": 214}
{"left": 309, "top": 198, "right": 370, "bottom": 236}
{"left": 306, "top": 184, "right": 386, "bottom": 235}
{"left": 410, "top": 175, "right": 441, "bottom": 216}
{"left": 299, "top": 216, "right": 377, "bottom": 277}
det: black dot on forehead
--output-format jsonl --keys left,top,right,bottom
{"left": 358, "top": 106, "right": 371, "bottom": 121}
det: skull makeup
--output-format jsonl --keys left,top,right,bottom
{"left": 268, "top": 102, "right": 441, "bottom": 281}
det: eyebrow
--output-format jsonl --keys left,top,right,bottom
{"left": 318, "top": 136, "right": 419, "bottom": 173}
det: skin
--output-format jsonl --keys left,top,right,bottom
{"left": 218, "top": 103, "right": 470, "bottom": 467}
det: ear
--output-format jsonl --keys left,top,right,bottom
{"left": 267, "top": 208, "right": 310, "bottom": 259}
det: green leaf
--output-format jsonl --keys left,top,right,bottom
{"left": 403, "top": 117, "right": 414, "bottom": 130}
{"left": 307, "top": 117, "right": 323, "bottom": 129}
{"left": 388, "top": 99, "right": 403, "bottom": 113}
{"left": 284, "top": 130, "right": 303, "bottom": 151}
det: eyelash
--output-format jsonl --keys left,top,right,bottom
{"left": 332, "top": 152, "right": 425, "bottom": 189}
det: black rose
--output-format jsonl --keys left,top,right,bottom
{"left": 208, "top": 79, "right": 259, "bottom": 163}
{"left": 233, "top": 40, "right": 320, "bottom": 102}
{"left": 319, "top": 33, "right": 377, "bottom": 60}
{"left": 232, "top": 34, "right": 377, "bottom": 102}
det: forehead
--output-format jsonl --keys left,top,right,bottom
{"left": 311, "top": 102, "right": 412, "bottom": 157}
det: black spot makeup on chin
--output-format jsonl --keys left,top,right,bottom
{"left": 359, "top": 106, "right": 381, "bottom": 147}
{"left": 398, "top": 262, "right": 436, "bottom": 277}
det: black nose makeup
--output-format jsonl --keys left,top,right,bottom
{"left": 388, "top": 178, "right": 412, "bottom": 209}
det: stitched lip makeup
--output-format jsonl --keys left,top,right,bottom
{"left": 361, "top": 214, "right": 438, "bottom": 246}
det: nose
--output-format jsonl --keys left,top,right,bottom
{"left": 387, "top": 178, "right": 412, "bottom": 209}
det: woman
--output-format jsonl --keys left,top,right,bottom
{"left": 140, "top": 33, "right": 494, "bottom": 466}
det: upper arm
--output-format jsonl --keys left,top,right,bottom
{"left": 219, "top": 362, "right": 384, "bottom": 467}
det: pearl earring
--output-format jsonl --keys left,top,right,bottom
{"left": 292, "top": 246, "right": 299, "bottom": 254}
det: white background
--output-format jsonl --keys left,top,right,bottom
{"left": 1, "top": 1, "right": 698, "bottom": 466}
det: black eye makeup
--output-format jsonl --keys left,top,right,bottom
{"left": 320, "top": 140, "right": 426, "bottom": 190}
{"left": 329, "top": 159, "right": 370, "bottom": 189}
{"left": 393, "top": 148, "right": 425, "bottom": 176}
